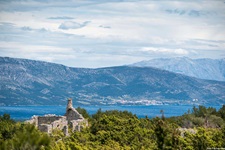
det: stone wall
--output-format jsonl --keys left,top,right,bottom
{"left": 51, "top": 118, "right": 67, "bottom": 130}
{"left": 69, "top": 119, "right": 88, "bottom": 132}
{"left": 37, "top": 115, "right": 68, "bottom": 134}
{"left": 39, "top": 124, "right": 52, "bottom": 134}
{"left": 66, "top": 108, "right": 83, "bottom": 122}
{"left": 37, "top": 115, "right": 66, "bottom": 125}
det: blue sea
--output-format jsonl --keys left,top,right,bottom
{"left": 0, "top": 105, "right": 222, "bottom": 121}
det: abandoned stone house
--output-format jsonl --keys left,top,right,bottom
{"left": 26, "top": 98, "right": 88, "bottom": 135}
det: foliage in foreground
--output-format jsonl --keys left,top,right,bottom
{"left": 0, "top": 105, "right": 225, "bottom": 150}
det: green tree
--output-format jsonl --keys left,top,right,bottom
{"left": 76, "top": 107, "right": 90, "bottom": 119}
{"left": 218, "top": 105, "right": 225, "bottom": 120}
{"left": 154, "top": 118, "right": 167, "bottom": 150}
{"left": 0, "top": 113, "right": 16, "bottom": 140}
{"left": 192, "top": 127, "right": 212, "bottom": 150}
{"left": 7, "top": 124, "right": 51, "bottom": 150}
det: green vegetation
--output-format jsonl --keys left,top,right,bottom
{"left": 1, "top": 105, "right": 225, "bottom": 149}
{"left": 0, "top": 114, "right": 51, "bottom": 150}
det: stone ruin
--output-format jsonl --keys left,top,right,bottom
{"left": 26, "top": 98, "right": 88, "bottom": 135}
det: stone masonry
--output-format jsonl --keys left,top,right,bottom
{"left": 26, "top": 98, "right": 88, "bottom": 135}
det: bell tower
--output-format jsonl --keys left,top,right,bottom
{"left": 65, "top": 98, "right": 84, "bottom": 122}
{"left": 67, "top": 98, "right": 73, "bottom": 110}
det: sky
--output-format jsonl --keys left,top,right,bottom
{"left": 0, "top": 0, "right": 225, "bottom": 68}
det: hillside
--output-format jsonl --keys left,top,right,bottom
{"left": 131, "top": 57, "right": 225, "bottom": 81}
{"left": 0, "top": 57, "right": 225, "bottom": 106}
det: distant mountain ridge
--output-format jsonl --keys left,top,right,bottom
{"left": 0, "top": 57, "right": 225, "bottom": 106}
{"left": 131, "top": 57, "right": 225, "bottom": 81}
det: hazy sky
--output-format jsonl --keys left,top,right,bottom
{"left": 0, "top": 0, "right": 225, "bottom": 68}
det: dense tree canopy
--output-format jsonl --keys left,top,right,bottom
{"left": 0, "top": 105, "right": 225, "bottom": 149}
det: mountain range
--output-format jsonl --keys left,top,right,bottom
{"left": 0, "top": 57, "right": 225, "bottom": 106}
{"left": 131, "top": 57, "right": 225, "bottom": 81}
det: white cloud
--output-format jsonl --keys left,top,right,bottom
{"left": 48, "top": 16, "right": 74, "bottom": 20}
{"left": 141, "top": 47, "right": 189, "bottom": 55}
{"left": 0, "top": 0, "right": 225, "bottom": 68}
{"left": 59, "top": 21, "right": 90, "bottom": 30}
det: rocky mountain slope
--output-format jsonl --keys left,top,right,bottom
{"left": 131, "top": 57, "right": 225, "bottom": 81}
{"left": 0, "top": 57, "right": 225, "bottom": 106}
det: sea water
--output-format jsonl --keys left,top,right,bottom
{"left": 0, "top": 105, "right": 222, "bottom": 121}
